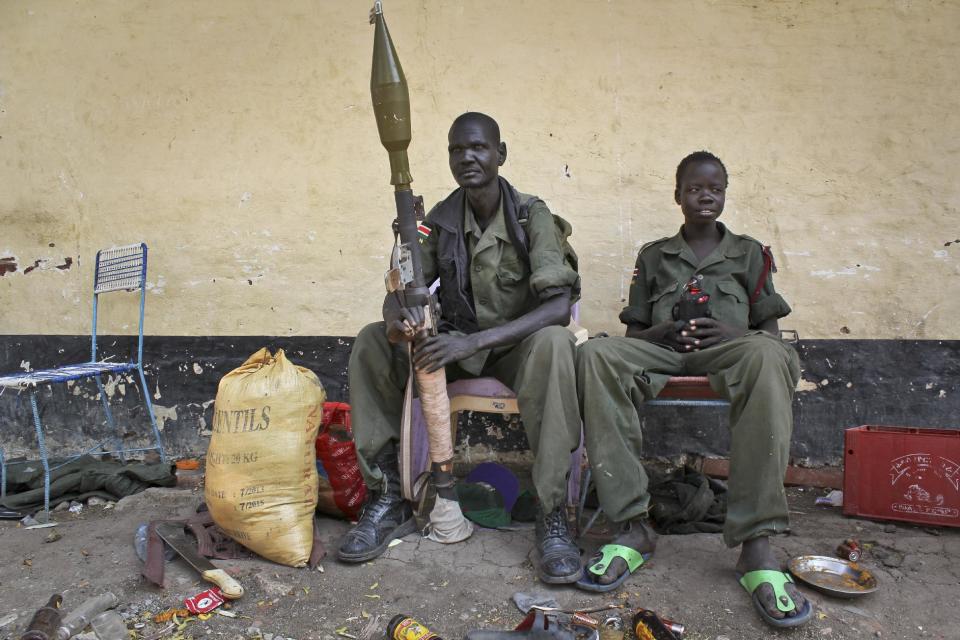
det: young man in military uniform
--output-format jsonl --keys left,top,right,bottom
{"left": 575, "top": 152, "right": 812, "bottom": 628}
{"left": 340, "top": 112, "right": 583, "bottom": 585}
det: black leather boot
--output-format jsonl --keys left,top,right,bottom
{"left": 338, "top": 447, "right": 415, "bottom": 563}
{"left": 535, "top": 505, "right": 582, "bottom": 583}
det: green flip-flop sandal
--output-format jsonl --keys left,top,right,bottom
{"left": 576, "top": 544, "right": 651, "bottom": 593}
{"left": 738, "top": 569, "right": 814, "bottom": 628}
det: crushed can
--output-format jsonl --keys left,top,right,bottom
{"left": 598, "top": 615, "right": 623, "bottom": 640}
{"left": 836, "top": 538, "right": 862, "bottom": 563}
{"left": 388, "top": 615, "right": 444, "bottom": 640}
{"left": 184, "top": 587, "right": 224, "bottom": 615}
{"left": 570, "top": 612, "right": 599, "bottom": 630}
{"left": 632, "top": 609, "right": 684, "bottom": 640}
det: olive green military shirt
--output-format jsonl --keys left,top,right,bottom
{"left": 419, "top": 193, "right": 579, "bottom": 374}
{"left": 620, "top": 223, "right": 791, "bottom": 330}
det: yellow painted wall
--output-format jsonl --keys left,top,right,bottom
{"left": 1, "top": 0, "right": 958, "bottom": 339}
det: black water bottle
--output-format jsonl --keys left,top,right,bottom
{"left": 672, "top": 275, "right": 711, "bottom": 322}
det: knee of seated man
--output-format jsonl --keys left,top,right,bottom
{"left": 351, "top": 321, "right": 390, "bottom": 359}
{"left": 357, "top": 320, "right": 387, "bottom": 338}
{"left": 574, "top": 335, "right": 619, "bottom": 371}
{"left": 529, "top": 324, "right": 576, "bottom": 349}
{"left": 576, "top": 332, "right": 609, "bottom": 355}
{"left": 740, "top": 333, "right": 792, "bottom": 367}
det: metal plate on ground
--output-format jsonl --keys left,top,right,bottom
{"left": 788, "top": 555, "right": 879, "bottom": 598}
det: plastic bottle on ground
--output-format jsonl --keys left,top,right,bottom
{"left": 56, "top": 593, "right": 118, "bottom": 640}
{"left": 133, "top": 523, "right": 176, "bottom": 563}
{"left": 89, "top": 612, "right": 126, "bottom": 640}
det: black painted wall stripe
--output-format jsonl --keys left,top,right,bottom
{"left": 0, "top": 335, "right": 956, "bottom": 466}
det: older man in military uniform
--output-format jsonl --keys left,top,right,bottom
{"left": 340, "top": 112, "right": 583, "bottom": 585}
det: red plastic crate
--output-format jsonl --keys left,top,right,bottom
{"left": 844, "top": 425, "right": 960, "bottom": 528}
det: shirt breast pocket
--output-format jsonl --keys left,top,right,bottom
{"left": 714, "top": 281, "right": 749, "bottom": 327}
{"left": 495, "top": 260, "right": 526, "bottom": 287}
{"left": 647, "top": 281, "right": 679, "bottom": 325}
{"left": 647, "top": 281, "right": 679, "bottom": 303}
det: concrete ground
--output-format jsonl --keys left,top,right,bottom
{"left": 0, "top": 485, "right": 957, "bottom": 640}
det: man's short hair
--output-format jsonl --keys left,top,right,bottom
{"left": 450, "top": 112, "right": 501, "bottom": 144}
{"left": 675, "top": 150, "right": 728, "bottom": 190}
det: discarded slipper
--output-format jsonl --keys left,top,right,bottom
{"left": 737, "top": 569, "right": 814, "bottom": 628}
{"left": 575, "top": 544, "right": 651, "bottom": 592}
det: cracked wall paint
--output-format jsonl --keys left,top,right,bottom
{"left": 0, "top": 257, "right": 17, "bottom": 276}
{"left": 102, "top": 374, "right": 135, "bottom": 398}
{"left": 152, "top": 404, "right": 179, "bottom": 431}
{"left": 21, "top": 257, "right": 73, "bottom": 274}
{"left": 0, "top": 1, "right": 957, "bottom": 339}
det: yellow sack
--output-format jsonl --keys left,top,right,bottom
{"left": 205, "top": 348, "right": 325, "bottom": 567}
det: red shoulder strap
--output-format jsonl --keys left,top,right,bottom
{"left": 750, "top": 245, "right": 777, "bottom": 304}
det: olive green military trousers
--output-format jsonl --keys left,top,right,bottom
{"left": 349, "top": 322, "right": 582, "bottom": 513}
{"left": 576, "top": 331, "right": 801, "bottom": 547}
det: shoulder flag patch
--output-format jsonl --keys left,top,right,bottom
{"left": 417, "top": 224, "right": 432, "bottom": 240}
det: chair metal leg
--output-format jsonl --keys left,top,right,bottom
{"left": 29, "top": 391, "right": 51, "bottom": 517}
{"left": 94, "top": 374, "right": 123, "bottom": 462}
{"left": 567, "top": 430, "right": 584, "bottom": 513}
{"left": 1, "top": 446, "right": 6, "bottom": 499}
{"left": 577, "top": 466, "right": 591, "bottom": 530}
{"left": 137, "top": 366, "right": 166, "bottom": 463}
{"left": 577, "top": 465, "right": 611, "bottom": 539}
{"left": 580, "top": 508, "right": 603, "bottom": 540}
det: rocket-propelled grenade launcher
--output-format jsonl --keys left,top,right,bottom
{"left": 369, "top": 1, "right": 472, "bottom": 543}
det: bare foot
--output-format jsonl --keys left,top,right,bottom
{"left": 592, "top": 519, "right": 657, "bottom": 585}
{"left": 736, "top": 537, "right": 807, "bottom": 620}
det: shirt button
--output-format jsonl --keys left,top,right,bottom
{"left": 474, "top": 265, "right": 483, "bottom": 272}
{"left": 478, "top": 298, "right": 488, "bottom": 305}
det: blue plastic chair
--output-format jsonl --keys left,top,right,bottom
{"left": 0, "top": 243, "right": 166, "bottom": 516}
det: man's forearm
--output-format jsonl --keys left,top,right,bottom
{"left": 470, "top": 289, "right": 572, "bottom": 352}
{"left": 625, "top": 323, "right": 648, "bottom": 340}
